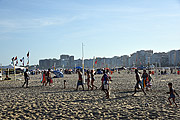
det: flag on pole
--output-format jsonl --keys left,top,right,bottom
{"left": 15, "top": 59, "right": 18, "bottom": 66}
{"left": 14, "top": 56, "right": 17, "bottom": 60}
{"left": 27, "top": 52, "right": 29, "bottom": 58}
{"left": 95, "top": 60, "right": 97, "bottom": 64}
{"left": 20, "top": 57, "right": 24, "bottom": 66}
{"left": 11, "top": 57, "right": 14, "bottom": 64}
{"left": 27, "top": 51, "right": 30, "bottom": 65}
{"left": 20, "top": 57, "right": 24, "bottom": 62}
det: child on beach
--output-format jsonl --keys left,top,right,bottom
{"left": 132, "top": 69, "right": 146, "bottom": 96}
{"left": 167, "top": 83, "right": 179, "bottom": 107}
{"left": 76, "top": 69, "right": 84, "bottom": 91}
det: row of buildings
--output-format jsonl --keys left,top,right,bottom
{"left": 39, "top": 50, "right": 180, "bottom": 69}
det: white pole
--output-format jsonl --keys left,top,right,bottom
{"left": 54, "top": 63, "right": 56, "bottom": 70}
{"left": 0, "top": 64, "right": 2, "bottom": 80}
{"left": 14, "top": 60, "right": 16, "bottom": 80}
{"left": 82, "top": 43, "right": 85, "bottom": 84}
{"left": 93, "top": 56, "right": 95, "bottom": 70}
{"left": 0, "top": 64, "right": 2, "bottom": 73}
{"left": 104, "top": 58, "right": 105, "bottom": 68}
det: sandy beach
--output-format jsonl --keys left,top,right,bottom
{"left": 0, "top": 72, "right": 180, "bottom": 119}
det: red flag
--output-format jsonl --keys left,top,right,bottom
{"left": 95, "top": 60, "right": 97, "bottom": 64}
{"left": 14, "top": 56, "right": 17, "bottom": 60}
{"left": 15, "top": 59, "right": 18, "bottom": 66}
{"left": 27, "top": 52, "right": 29, "bottom": 58}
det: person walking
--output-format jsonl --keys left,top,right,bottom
{"left": 76, "top": 69, "right": 84, "bottom": 91}
{"left": 22, "top": 69, "right": 29, "bottom": 88}
{"left": 167, "top": 83, "right": 179, "bottom": 107}
{"left": 45, "top": 69, "right": 52, "bottom": 86}
{"left": 132, "top": 69, "right": 146, "bottom": 96}
{"left": 142, "top": 70, "right": 148, "bottom": 91}
{"left": 41, "top": 71, "right": 46, "bottom": 86}
{"left": 91, "top": 70, "right": 97, "bottom": 90}
{"left": 101, "top": 70, "right": 110, "bottom": 99}
{"left": 86, "top": 70, "right": 91, "bottom": 90}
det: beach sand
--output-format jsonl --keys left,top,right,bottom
{"left": 0, "top": 72, "right": 180, "bottom": 119}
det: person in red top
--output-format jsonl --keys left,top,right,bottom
{"left": 42, "top": 71, "right": 46, "bottom": 86}
{"left": 177, "top": 71, "right": 180, "bottom": 75}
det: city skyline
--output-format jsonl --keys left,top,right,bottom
{"left": 1, "top": 48, "right": 180, "bottom": 67}
{"left": 0, "top": 0, "right": 180, "bottom": 65}
{"left": 39, "top": 49, "right": 180, "bottom": 69}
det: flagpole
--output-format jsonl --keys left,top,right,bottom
{"left": 104, "top": 58, "right": 105, "bottom": 68}
{"left": 0, "top": 63, "right": 2, "bottom": 80}
{"left": 28, "top": 51, "right": 30, "bottom": 66}
{"left": 82, "top": 43, "right": 85, "bottom": 84}
{"left": 54, "top": 63, "right": 56, "bottom": 70}
{"left": 93, "top": 56, "right": 95, "bottom": 70}
{"left": 14, "top": 60, "right": 16, "bottom": 80}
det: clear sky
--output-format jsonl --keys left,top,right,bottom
{"left": 0, "top": 0, "right": 180, "bottom": 66}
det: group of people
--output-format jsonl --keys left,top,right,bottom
{"left": 22, "top": 68, "right": 52, "bottom": 88}
{"left": 21, "top": 67, "right": 179, "bottom": 107}
{"left": 76, "top": 69, "right": 98, "bottom": 91}
{"left": 132, "top": 69, "right": 153, "bottom": 96}
{"left": 41, "top": 69, "right": 53, "bottom": 86}
{"left": 132, "top": 69, "right": 179, "bottom": 107}
{"left": 76, "top": 69, "right": 111, "bottom": 99}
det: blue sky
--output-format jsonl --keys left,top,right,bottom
{"left": 0, "top": 0, "right": 180, "bottom": 65}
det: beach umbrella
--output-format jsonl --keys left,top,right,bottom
{"left": 76, "top": 66, "right": 82, "bottom": 69}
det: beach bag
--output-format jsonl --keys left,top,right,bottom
{"left": 50, "top": 78, "right": 53, "bottom": 83}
